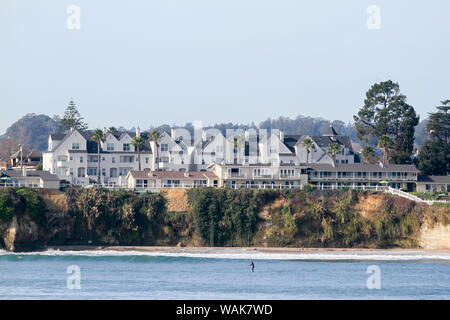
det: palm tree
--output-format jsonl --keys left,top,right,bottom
{"left": 92, "top": 129, "right": 106, "bottom": 184}
{"left": 148, "top": 130, "right": 161, "bottom": 171}
{"left": 361, "top": 145, "right": 376, "bottom": 164}
{"left": 108, "top": 126, "right": 118, "bottom": 134}
{"left": 301, "top": 138, "right": 315, "bottom": 164}
{"left": 377, "top": 135, "right": 392, "bottom": 165}
{"left": 327, "top": 142, "right": 342, "bottom": 165}
{"left": 132, "top": 136, "right": 145, "bottom": 171}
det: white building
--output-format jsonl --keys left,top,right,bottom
{"left": 43, "top": 129, "right": 153, "bottom": 186}
{"left": 43, "top": 125, "right": 359, "bottom": 185}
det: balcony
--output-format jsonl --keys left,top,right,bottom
{"left": 226, "top": 173, "right": 246, "bottom": 178}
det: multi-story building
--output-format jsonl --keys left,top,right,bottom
{"left": 43, "top": 129, "right": 153, "bottom": 186}
{"left": 305, "top": 163, "right": 420, "bottom": 191}
{"left": 45, "top": 125, "right": 447, "bottom": 194}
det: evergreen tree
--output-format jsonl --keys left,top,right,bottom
{"left": 417, "top": 100, "right": 450, "bottom": 175}
{"left": 361, "top": 145, "right": 376, "bottom": 164}
{"left": 60, "top": 99, "right": 88, "bottom": 132}
{"left": 353, "top": 80, "right": 419, "bottom": 164}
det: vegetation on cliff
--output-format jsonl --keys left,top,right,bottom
{"left": 0, "top": 187, "right": 449, "bottom": 251}
{"left": 64, "top": 187, "right": 167, "bottom": 245}
{"left": 0, "top": 188, "right": 46, "bottom": 226}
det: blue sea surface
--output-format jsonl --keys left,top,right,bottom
{"left": 0, "top": 249, "right": 449, "bottom": 299}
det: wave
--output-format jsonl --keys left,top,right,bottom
{"left": 1, "top": 248, "right": 450, "bottom": 262}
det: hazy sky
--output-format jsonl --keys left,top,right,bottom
{"left": 1, "top": 0, "right": 449, "bottom": 134}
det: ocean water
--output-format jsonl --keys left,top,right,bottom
{"left": 0, "top": 249, "right": 449, "bottom": 300}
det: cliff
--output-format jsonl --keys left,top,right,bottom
{"left": 0, "top": 187, "right": 449, "bottom": 251}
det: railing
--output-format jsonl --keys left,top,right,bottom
{"left": 310, "top": 176, "right": 415, "bottom": 181}
{"left": 385, "top": 186, "right": 449, "bottom": 205}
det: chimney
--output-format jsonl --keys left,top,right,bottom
{"left": 171, "top": 128, "right": 176, "bottom": 139}
{"left": 379, "top": 161, "right": 384, "bottom": 168}
{"left": 202, "top": 129, "right": 207, "bottom": 142}
{"left": 136, "top": 127, "right": 141, "bottom": 138}
{"left": 279, "top": 130, "right": 284, "bottom": 142}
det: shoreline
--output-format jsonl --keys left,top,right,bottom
{"left": 43, "top": 245, "right": 450, "bottom": 254}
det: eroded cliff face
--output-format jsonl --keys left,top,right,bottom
{"left": 0, "top": 189, "right": 70, "bottom": 251}
{"left": 3, "top": 215, "right": 41, "bottom": 251}
{"left": 420, "top": 224, "right": 450, "bottom": 250}
{"left": 1, "top": 188, "right": 449, "bottom": 251}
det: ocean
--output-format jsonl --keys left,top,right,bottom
{"left": 0, "top": 249, "right": 449, "bottom": 300}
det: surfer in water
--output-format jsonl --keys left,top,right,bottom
{"left": 249, "top": 261, "right": 255, "bottom": 272}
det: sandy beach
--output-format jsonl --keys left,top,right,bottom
{"left": 45, "top": 245, "right": 450, "bottom": 254}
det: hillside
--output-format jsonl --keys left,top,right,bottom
{"left": 0, "top": 113, "right": 429, "bottom": 156}
{"left": 0, "top": 113, "right": 60, "bottom": 153}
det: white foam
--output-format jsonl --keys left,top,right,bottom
{"left": 1, "top": 248, "right": 450, "bottom": 261}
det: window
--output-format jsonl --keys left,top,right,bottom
{"left": 88, "top": 155, "right": 98, "bottom": 163}
{"left": 102, "top": 168, "right": 106, "bottom": 176}
{"left": 160, "top": 157, "right": 169, "bottom": 163}
{"left": 110, "top": 168, "right": 118, "bottom": 178}
{"left": 120, "top": 156, "right": 134, "bottom": 163}
{"left": 57, "top": 156, "right": 68, "bottom": 162}
{"left": 145, "top": 157, "right": 149, "bottom": 164}
{"left": 161, "top": 143, "right": 169, "bottom": 152}
{"left": 107, "top": 143, "right": 115, "bottom": 151}
{"left": 70, "top": 156, "right": 73, "bottom": 161}
{"left": 112, "top": 157, "right": 116, "bottom": 164}
{"left": 123, "top": 143, "right": 130, "bottom": 151}
{"left": 72, "top": 143, "right": 80, "bottom": 150}
{"left": 87, "top": 167, "right": 97, "bottom": 176}
{"left": 69, "top": 168, "right": 74, "bottom": 176}
{"left": 80, "top": 156, "right": 84, "bottom": 163}
{"left": 119, "top": 168, "right": 130, "bottom": 176}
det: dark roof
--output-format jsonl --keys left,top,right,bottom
{"left": 324, "top": 125, "right": 339, "bottom": 136}
{"left": 283, "top": 135, "right": 301, "bottom": 153}
{"left": 53, "top": 130, "right": 153, "bottom": 154}
{"left": 310, "top": 136, "right": 354, "bottom": 153}
{"left": 0, "top": 170, "right": 60, "bottom": 181}
{"left": 306, "top": 163, "right": 420, "bottom": 173}
{"left": 417, "top": 175, "right": 450, "bottom": 184}
{"left": 50, "top": 134, "right": 65, "bottom": 140}
{"left": 27, "top": 150, "right": 42, "bottom": 158}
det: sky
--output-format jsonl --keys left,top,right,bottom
{"left": 1, "top": 0, "right": 449, "bottom": 134}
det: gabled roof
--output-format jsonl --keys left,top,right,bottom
{"left": 283, "top": 135, "right": 301, "bottom": 153}
{"left": 50, "top": 134, "right": 66, "bottom": 141}
{"left": 51, "top": 129, "right": 153, "bottom": 154}
{"left": 324, "top": 125, "right": 339, "bottom": 136}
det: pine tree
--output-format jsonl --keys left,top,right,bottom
{"left": 60, "top": 99, "right": 88, "bottom": 132}
{"left": 353, "top": 80, "right": 419, "bottom": 164}
{"left": 417, "top": 100, "right": 450, "bottom": 175}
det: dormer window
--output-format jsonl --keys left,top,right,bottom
{"left": 161, "top": 144, "right": 169, "bottom": 152}
{"left": 72, "top": 143, "right": 80, "bottom": 150}
{"left": 107, "top": 143, "right": 115, "bottom": 151}
{"left": 123, "top": 143, "right": 130, "bottom": 151}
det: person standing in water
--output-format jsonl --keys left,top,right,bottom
{"left": 249, "top": 261, "right": 255, "bottom": 272}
